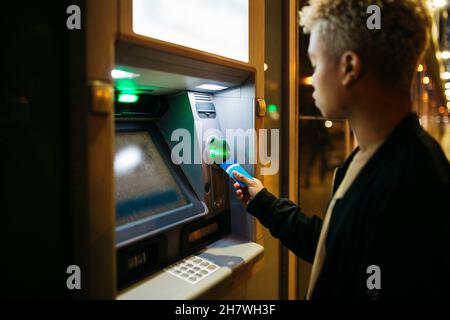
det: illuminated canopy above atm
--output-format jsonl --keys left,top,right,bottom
{"left": 115, "top": 41, "right": 253, "bottom": 95}
{"left": 113, "top": 65, "right": 237, "bottom": 95}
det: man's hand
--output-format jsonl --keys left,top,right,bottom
{"left": 232, "top": 171, "right": 264, "bottom": 208}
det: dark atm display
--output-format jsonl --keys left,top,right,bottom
{"left": 115, "top": 125, "right": 207, "bottom": 245}
{"left": 115, "top": 131, "right": 188, "bottom": 225}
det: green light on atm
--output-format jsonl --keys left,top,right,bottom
{"left": 118, "top": 94, "right": 139, "bottom": 103}
{"left": 209, "top": 147, "right": 221, "bottom": 158}
{"left": 267, "top": 104, "right": 278, "bottom": 113}
{"left": 212, "top": 150, "right": 226, "bottom": 157}
{"left": 208, "top": 140, "right": 229, "bottom": 162}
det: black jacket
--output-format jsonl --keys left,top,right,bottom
{"left": 247, "top": 113, "right": 450, "bottom": 299}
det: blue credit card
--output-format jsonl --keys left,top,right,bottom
{"left": 219, "top": 161, "right": 253, "bottom": 187}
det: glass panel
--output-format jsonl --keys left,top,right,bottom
{"left": 133, "top": 0, "right": 249, "bottom": 62}
{"left": 412, "top": 65, "right": 450, "bottom": 161}
{"left": 299, "top": 119, "right": 348, "bottom": 200}
{"left": 297, "top": 117, "right": 350, "bottom": 298}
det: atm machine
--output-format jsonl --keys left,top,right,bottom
{"left": 113, "top": 56, "right": 263, "bottom": 297}
{"left": 73, "top": 0, "right": 266, "bottom": 299}
{"left": 112, "top": 12, "right": 268, "bottom": 298}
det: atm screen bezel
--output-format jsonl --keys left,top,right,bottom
{"left": 115, "top": 122, "right": 208, "bottom": 247}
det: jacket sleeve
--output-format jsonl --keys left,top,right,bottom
{"left": 246, "top": 188, "right": 323, "bottom": 263}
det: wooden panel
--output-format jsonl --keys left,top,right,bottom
{"left": 249, "top": 0, "right": 266, "bottom": 80}
{"left": 85, "top": 1, "right": 117, "bottom": 82}
{"left": 70, "top": 0, "right": 117, "bottom": 299}
{"left": 249, "top": 0, "right": 266, "bottom": 244}
{"left": 85, "top": 0, "right": 117, "bottom": 298}
{"left": 284, "top": 0, "right": 299, "bottom": 300}
{"left": 86, "top": 90, "right": 116, "bottom": 298}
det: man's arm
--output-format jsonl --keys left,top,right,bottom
{"left": 233, "top": 171, "right": 323, "bottom": 263}
{"left": 246, "top": 188, "right": 323, "bottom": 263}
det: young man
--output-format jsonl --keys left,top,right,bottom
{"left": 233, "top": 0, "right": 450, "bottom": 299}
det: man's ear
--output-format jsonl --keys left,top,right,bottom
{"left": 340, "top": 51, "right": 362, "bottom": 86}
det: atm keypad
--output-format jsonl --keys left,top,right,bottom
{"left": 165, "top": 256, "right": 221, "bottom": 284}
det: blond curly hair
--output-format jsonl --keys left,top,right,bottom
{"left": 299, "top": 0, "right": 433, "bottom": 87}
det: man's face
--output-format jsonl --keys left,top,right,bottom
{"left": 308, "top": 26, "right": 347, "bottom": 118}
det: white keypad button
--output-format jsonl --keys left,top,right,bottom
{"left": 165, "top": 255, "right": 221, "bottom": 284}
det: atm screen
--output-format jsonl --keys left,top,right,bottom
{"left": 114, "top": 125, "right": 207, "bottom": 245}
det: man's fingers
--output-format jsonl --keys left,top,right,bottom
{"left": 236, "top": 189, "right": 243, "bottom": 196}
{"left": 233, "top": 182, "right": 241, "bottom": 190}
{"left": 233, "top": 171, "right": 253, "bottom": 186}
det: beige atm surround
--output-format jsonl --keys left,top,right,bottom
{"left": 71, "top": 0, "right": 266, "bottom": 299}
